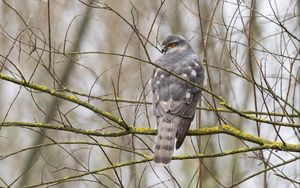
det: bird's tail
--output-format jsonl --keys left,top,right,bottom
{"left": 153, "top": 115, "right": 179, "bottom": 165}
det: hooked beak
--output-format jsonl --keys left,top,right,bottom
{"left": 161, "top": 45, "right": 167, "bottom": 54}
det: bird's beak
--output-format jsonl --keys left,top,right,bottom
{"left": 161, "top": 45, "right": 167, "bottom": 54}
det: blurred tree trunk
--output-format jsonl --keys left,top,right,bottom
{"left": 20, "top": 1, "right": 95, "bottom": 186}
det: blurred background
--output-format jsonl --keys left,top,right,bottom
{"left": 0, "top": 0, "right": 299, "bottom": 187}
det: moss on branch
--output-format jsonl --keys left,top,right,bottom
{"left": 2, "top": 121, "right": 299, "bottom": 153}
{"left": 0, "top": 73, "right": 128, "bottom": 129}
{"left": 0, "top": 73, "right": 299, "bottom": 154}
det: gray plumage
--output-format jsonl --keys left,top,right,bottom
{"left": 151, "top": 35, "right": 204, "bottom": 164}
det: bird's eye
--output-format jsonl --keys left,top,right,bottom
{"left": 168, "top": 43, "right": 176, "bottom": 48}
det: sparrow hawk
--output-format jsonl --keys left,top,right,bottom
{"left": 151, "top": 35, "right": 204, "bottom": 164}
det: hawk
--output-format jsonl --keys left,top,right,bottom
{"left": 151, "top": 35, "right": 204, "bottom": 164}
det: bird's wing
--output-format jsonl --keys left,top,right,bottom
{"left": 152, "top": 54, "right": 204, "bottom": 117}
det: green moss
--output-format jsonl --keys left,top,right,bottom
{"left": 178, "top": 154, "right": 191, "bottom": 158}
{"left": 103, "top": 111, "right": 112, "bottom": 117}
{"left": 219, "top": 101, "right": 226, "bottom": 106}
{"left": 220, "top": 124, "right": 234, "bottom": 131}
{"left": 68, "top": 95, "right": 79, "bottom": 102}
{"left": 129, "top": 127, "right": 156, "bottom": 135}
{"left": 84, "top": 129, "right": 93, "bottom": 133}
{"left": 264, "top": 142, "right": 283, "bottom": 149}
{"left": 144, "top": 155, "right": 153, "bottom": 160}
{"left": 35, "top": 122, "right": 43, "bottom": 126}
{"left": 38, "top": 85, "right": 48, "bottom": 91}
{"left": 134, "top": 127, "right": 150, "bottom": 132}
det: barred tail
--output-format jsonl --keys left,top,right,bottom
{"left": 153, "top": 115, "right": 179, "bottom": 165}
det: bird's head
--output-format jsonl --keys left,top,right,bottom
{"left": 161, "top": 35, "right": 189, "bottom": 54}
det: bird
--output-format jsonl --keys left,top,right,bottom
{"left": 151, "top": 35, "right": 205, "bottom": 164}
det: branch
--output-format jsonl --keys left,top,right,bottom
{"left": 2, "top": 121, "right": 299, "bottom": 153}
{"left": 59, "top": 88, "right": 300, "bottom": 118}
{"left": 0, "top": 73, "right": 127, "bottom": 129}
{"left": 20, "top": 146, "right": 300, "bottom": 188}
{"left": 221, "top": 101, "right": 300, "bottom": 128}
{"left": 1, "top": 71, "right": 299, "bottom": 130}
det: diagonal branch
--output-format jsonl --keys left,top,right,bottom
{"left": 0, "top": 73, "right": 127, "bottom": 129}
